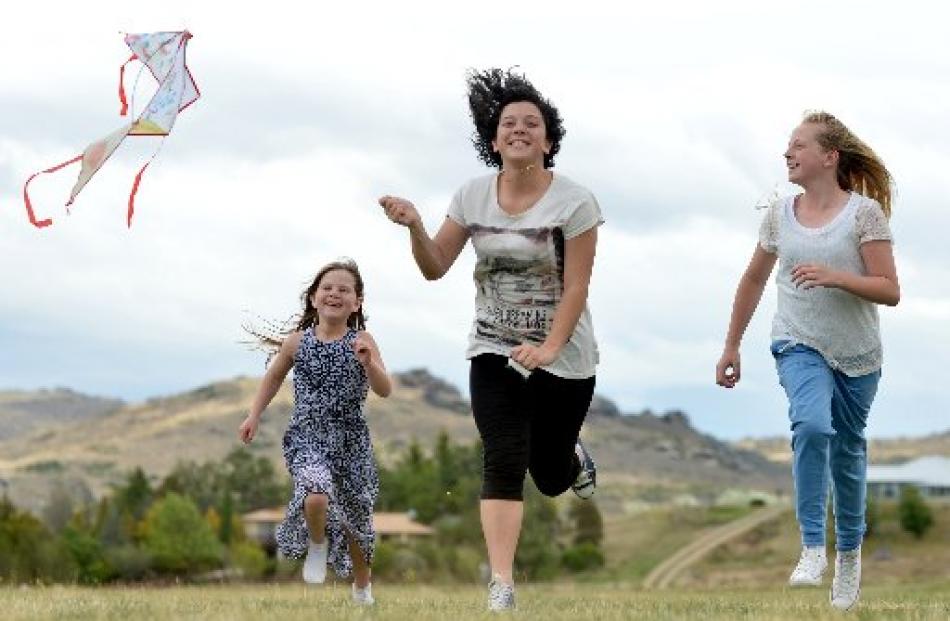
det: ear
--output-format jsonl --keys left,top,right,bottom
{"left": 492, "top": 139, "right": 499, "bottom": 153}
{"left": 824, "top": 148, "right": 840, "bottom": 169}
{"left": 543, "top": 138, "right": 552, "bottom": 155}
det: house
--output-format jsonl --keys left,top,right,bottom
{"left": 242, "top": 508, "right": 435, "bottom": 554}
{"left": 866, "top": 455, "right": 950, "bottom": 501}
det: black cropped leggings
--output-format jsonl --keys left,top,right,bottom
{"left": 470, "top": 353, "right": 596, "bottom": 501}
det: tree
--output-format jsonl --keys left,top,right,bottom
{"left": 220, "top": 447, "right": 286, "bottom": 512}
{"left": 158, "top": 448, "right": 285, "bottom": 515}
{"left": 567, "top": 497, "right": 603, "bottom": 546}
{"left": 0, "top": 496, "right": 73, "bottom": 583}
{"left": 899, "top": 486, "right": 934, "bottom": 539}
{"left": 144, "top": 492, "right": 223, "bottom": 574}
{"left": 61, "top": 525, "right": 113, "bottom": 583}
{"left": 514, "top": 483, "right": 562, "bottom": 580}
{"left": 113, "top": 468, "right": 153, "bottom": 521}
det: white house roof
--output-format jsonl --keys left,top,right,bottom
{"left": 867, "top": 456, "right": 950, "bottom": 487}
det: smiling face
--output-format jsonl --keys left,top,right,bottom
{"left": 492, "top": 101, "right": 552, "bottom": 168}
{"left": 310, "top": 268, "right": 362, "bottom": 325}
{"left": 785, "top": 122, "right": 838, "bottom": 185}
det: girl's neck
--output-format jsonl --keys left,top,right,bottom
{"left": 799, "top": 176, "right": 851, "bottom": 211}
{"left": 314, "top": 320, "right": 349, "bottom": 342}
{"left": 499, "top": 161, "right": 550, "bottom": 192}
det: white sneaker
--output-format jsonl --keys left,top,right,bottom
{"left": 788, "top": 546, "right": 827, "bottom": 587}
{"left": 487, "top": 574, "right": 515, "bottom": 612}
{"left": 571, "top": 439, "right": 597, "bottom": 500}
{"left": 302, "top": 541, "right": 327, "bottom": 584}
{"left": 352, "top": 582, "right": 375, "bottom": 606}
{"left": 830, "top": 548, "right": 861, "bottom": 611}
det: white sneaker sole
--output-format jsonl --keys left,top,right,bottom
{"left": 789, "top": 577, "right": 823, "bottom": 587}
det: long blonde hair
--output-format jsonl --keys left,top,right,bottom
{"left": 803, "top": 111, "right": 894, "bottom": 217}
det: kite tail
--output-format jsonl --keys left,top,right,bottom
{"left": 23, "top": 155, "right": 83, "bottom": 228}
{"left": 127, "top": 161, "right": 149, "bottom": 227}
{"left": 118, "top": 54, "right": 138, "bottom": 116}
{"left": 127, "top": 138, "right": 166, "bottom": 227}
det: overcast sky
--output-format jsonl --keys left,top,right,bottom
{"left": 2, "top": 1, "right": 948, "bottom": 440}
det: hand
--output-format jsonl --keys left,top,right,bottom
{"left": 510, "top": 342, "right": 559, "bottom": 371}
{"left": 791, "top": 263, "right": 841, "bottom": 290}
{"left": 379, "top": 195, "right": 421, "bottom": 228}
{"left": 716, "top": 348, "right": 741, "bottom": 388}
{"left": 353, "top": 332, "right": 373, "bottom": 367}
{"left": 238, "top": 414, "right": 259, "bottom": 444}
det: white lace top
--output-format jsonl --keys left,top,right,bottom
{"left": 758, "top": 192, "right": 893, "bottom": 376}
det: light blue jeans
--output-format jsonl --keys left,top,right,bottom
{"left": 771, "top": 341, "right": 880, "bottom": 551}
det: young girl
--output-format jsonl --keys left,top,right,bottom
{"left": 379, "top": 68, "right": 601, "bottom": 612}
{"left": 238, "top": 259, "right": 391, "bottom": 606}
{"left": 716, "top": 112, "right": 899, "bottom": 611}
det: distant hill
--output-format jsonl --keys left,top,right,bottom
{"left": 737, "top": 430, "right": 950, "bottom": 464}
{"left": 0, "top": 370, "right": 789, "bottom": 516}
{"left": 0, "top": 388, "right": 123, "bottom": 442}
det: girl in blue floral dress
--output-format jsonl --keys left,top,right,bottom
{"left": 239, "top": 259, "right": 392, "bottom": 605}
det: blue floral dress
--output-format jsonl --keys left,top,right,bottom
{"left": 275, "top": 328, "right": 378, "bottom": 577}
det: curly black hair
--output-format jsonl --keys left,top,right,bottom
{"left": 466, "top": 68, "right": 565, "bottom": 169}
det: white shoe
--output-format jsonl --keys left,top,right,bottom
{"left": 571, "top": 439, "right": 597, "bottom": 500}
{"left": 487, "top": 574, "right": 515, "bottom": 612}
{"left": 788, "top": 546, "right": 827, "bottom": 587}
{"left": 302, "top": 541, "right": 327, "bottom": 584}
{"left": 352, "top": 582, "right": 375, "bottom": 606}
{"left": 830, "top": 548, "right": 861, "bottom": 611}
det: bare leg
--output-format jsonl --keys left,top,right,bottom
{"left": 480, "top": 499, "right": 523, "bottom": 584}
{"left": 303, "top": 493, "right": 328, "bottom": 544}
{"left": 347, "top": 532, "right": 372, "bottom": 588}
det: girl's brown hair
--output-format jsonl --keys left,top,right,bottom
{"left": 803, "top": 111, "right": 894, "bottom": 217}
{"left": 245, "top": 259, "right": 367, "bottom": 357}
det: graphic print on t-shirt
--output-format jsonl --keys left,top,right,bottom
{"left": 470, "top": 223, "right": 565, "bottom": 347}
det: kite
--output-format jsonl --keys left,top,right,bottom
{"left": 23, "top": 31, "right": 199, "bottom": 228}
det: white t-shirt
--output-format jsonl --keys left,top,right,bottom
{"left": 447, "top": 172, "right": 604, "bottom": 379}
{"left": 759, "top": 192, "right": 893, "bottom": 376}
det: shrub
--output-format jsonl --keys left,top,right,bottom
{"left": 898, "top": 486, "right": 934, "bottom": 539}
{"left": 144, "top": 492, "right": 224, "bottom": 574}
{"left": 229, "top": 541, "right": 269, "bottom": 579}
{"left": 561, "top": 543, "right": 605, "bottom": 572}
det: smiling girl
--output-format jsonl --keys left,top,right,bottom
{"left": 379, "top": 68, "right": 602, "bottom": 611}
{"left": 716, "top": 112, "right": 899, "bottom": 610}
{"left": 239, "top": 258, "right": 391, "bottom": 606}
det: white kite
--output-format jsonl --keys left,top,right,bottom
{"left": 24, "top": 31, "right": 199, "bottom": 228}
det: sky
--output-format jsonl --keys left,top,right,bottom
{"left": 2, "top": 1, "right": 948, "bottom": 440}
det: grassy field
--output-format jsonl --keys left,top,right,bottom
{"left": 2, "top": 582, "right": 949, "bottom": 620}
{"left": 685, "top": 503, "right": 950, "bottom": 589}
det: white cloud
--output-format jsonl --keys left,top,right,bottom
{"left": 2, "top": 0, "right": 948, "bottom": 438}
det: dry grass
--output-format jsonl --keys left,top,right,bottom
{"left": 2, "top": 582, "right": 948, "bottom": 620}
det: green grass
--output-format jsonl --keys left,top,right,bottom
{"left": 601, "top": 504, "right": 756, "bottom": 581}
{"left": 2, "top": 583, "right": 948, "bottom": 620}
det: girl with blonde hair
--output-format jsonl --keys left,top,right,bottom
{"left": 716, "top": 112, "right": 899, "bottom": 611}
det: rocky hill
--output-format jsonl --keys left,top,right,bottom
{"left": 0, "top": 370, "right": 791, "bottom": 516}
